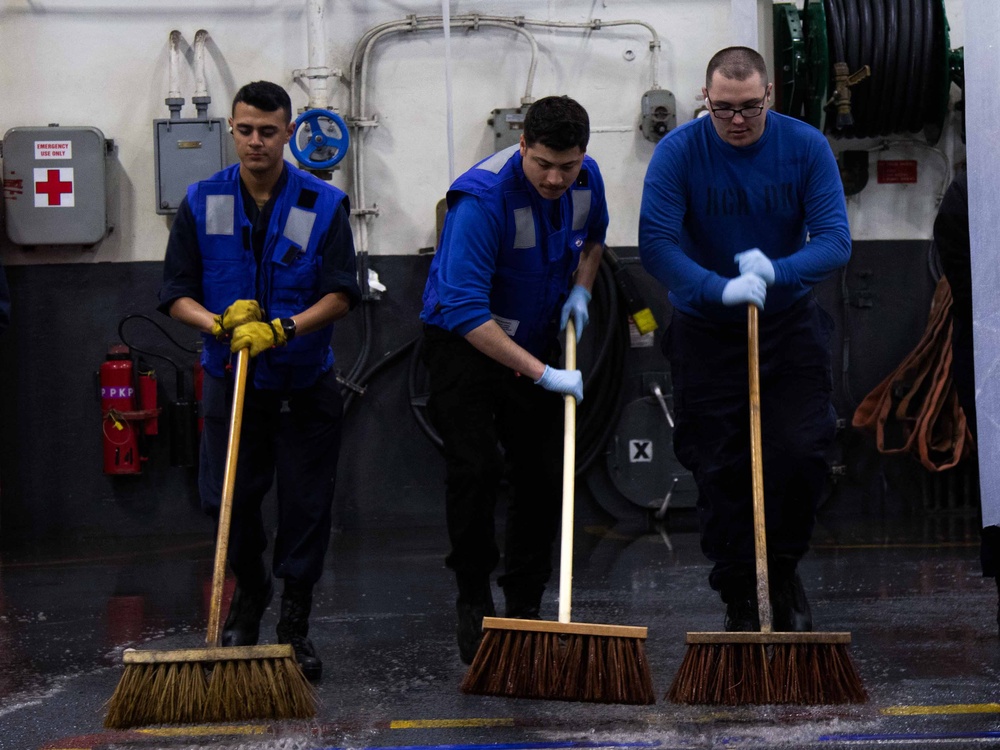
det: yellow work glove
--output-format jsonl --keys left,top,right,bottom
{"left": 211, "top": 299, "right": 263, "bottom": 340}
{"left": 230, "top": 319, "right": 287, "bottom": 357}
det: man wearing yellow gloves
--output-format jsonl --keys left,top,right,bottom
{"left": 159, "top": 81, "right": 360, "bottom": 681}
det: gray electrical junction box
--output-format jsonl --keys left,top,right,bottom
{"left": 488, "top": 107, "right": 527, "bottom": 150}
{"left": 153, "top": 118, "right": 229, "bottom": 214}
{"left": 2, "top": 125, "right": 112, "bottom": 246}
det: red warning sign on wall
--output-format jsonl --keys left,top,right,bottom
{"left": 33, "top": 167, "right": 75, "bottom": 207}
{"left": 876, "top": 160, "right": 918, "bottom": 184}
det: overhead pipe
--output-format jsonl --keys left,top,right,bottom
{"left": 192, "top": 29, "right": 211, "bottom": 119}
{"left": 346, "top": 12, "right": 661, "bottom": 257}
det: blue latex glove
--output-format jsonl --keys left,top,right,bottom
{"left": 559, "top": 285, "right": 591, "bottom": 342}
{"left": 535, "top": 365, "right": 584, "bottom": 403}
{"left": 721, "top": 272, "right": 767, "bottom": 309}
{"left": 734, "top": 248, "right": 775, "bottom": 285}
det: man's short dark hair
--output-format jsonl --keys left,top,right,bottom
{"left": 706, "top": 47, "right": 769, "bottom": 89}
{"left": 523, "top": 96, "right": 590, "bottom": 152}
{"left": 232, "top": 81, "right": 293, "bottom": 123}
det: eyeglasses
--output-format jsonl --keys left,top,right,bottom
{"left": 706, "top": 90, "right": 769, "bottom": 120}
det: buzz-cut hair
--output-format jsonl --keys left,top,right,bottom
{"left": 706, "top": 47, "right": 769, "bottom": 89}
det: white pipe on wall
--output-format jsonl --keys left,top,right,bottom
{"left": 306, "top": 0, "right": 330, "bottom": 109}
{"left": 192, "top": 29, "right": 209, "bottom": 99}
{"left": 167, "top": 29, "right": 183, "bottom": 101}
{"left": 442, "top": 0, "right": 456, "bottom": 184}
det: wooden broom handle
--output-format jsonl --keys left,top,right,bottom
{"left": 206, "top": 347, "right": 250, "bottom": 647}
{"left": 557, "top": 319, "right": 577, "bottom": 625}
{"left": 748, "top": 305, "right": 773, "bottom": 634}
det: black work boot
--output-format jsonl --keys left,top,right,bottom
{"left": 222, "top": 572, "right": 273, "bottom": 647}
{"left": 724, "top": 595, "right": 761, "bottom": 631}
{"left": 721, "top": 575, "right": 760, "bottom": 632}
{"left": 456, "top": 574, "right": 495, "bottom": 664}
{"left": 770, "top": 563, "right": 813, "bottom": 632}
{"left": 276, "top": 581, "right": 322, "bottom": 682}
{"left": 503, "top": 585, "right": 544, "bottom": 620}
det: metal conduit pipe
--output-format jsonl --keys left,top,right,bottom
{"left": 349, "top": 18, "right": 540, "bottom": 257}
{"left": 346, "top": 13, "right": 661, "bottom": 253}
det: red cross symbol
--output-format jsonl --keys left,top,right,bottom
{"left": 36, "top": 169, "right": 73, "bottom": 206}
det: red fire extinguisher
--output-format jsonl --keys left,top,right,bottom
{"left": 100, "top": 344, "right": 140, "bottom": 475}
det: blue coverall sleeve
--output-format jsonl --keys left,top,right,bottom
{"left": 771, "top": 135, "right": 852, "bottom": 288}
{"left": 434, "top": 195, "right": 502, "bottom": 336}
{"left": 638, "top": 140, "right": 729, "bottom": 306}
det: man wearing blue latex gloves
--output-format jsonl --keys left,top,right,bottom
{"left": 639, "top": 47, "right": 850, "bottom": 634}
{"left": 420, "top": 95, "right": 608, "bottom": 663}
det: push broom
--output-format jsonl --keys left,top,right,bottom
{"left": 461, "top": 319, "right": 655, "bottom": 704}
{"left": 105, "top": 348, "right": 315, "bottom": 728}
{"left": 667, "top": 305, "right": 867, "bottom": 705}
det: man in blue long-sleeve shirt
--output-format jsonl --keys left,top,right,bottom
{"left": 639, "top": 47, "right": 850, "bottom": 632}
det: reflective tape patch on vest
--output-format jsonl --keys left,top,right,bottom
{"left": 206, "top": 194, "right": 235, "bottom": 235}
{"left": 476, "top": 144, "right": 519, "bottom": 174}
{"left": 572, "top": 189, "right": 592, "bottom": 231}
{"left": 512, "top": 206, "right": 536, "bottom": 249}
{"left": 283, "top": 206, "right": 317, "bottom": 249}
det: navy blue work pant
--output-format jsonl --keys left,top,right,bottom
{"left": 422, "top": 325, "right": 563, "bottom": 602}
{"left": 199, "top": 367, "right": 343, "bottom": 586}
{"left": 664, "top": 296, "right": 836, "bottom": 597}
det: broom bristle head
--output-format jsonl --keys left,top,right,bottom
{"left": 105, "top": 661, "right": 209, "bottom": 729}
{"left": 668, "top": 640, "right": 867, "bottom": 705}
{"left": 461, "top": 626, "right": 655, "bottom": 705}
{"left": 105, "top": 653, "right": 316, "bottom": 728}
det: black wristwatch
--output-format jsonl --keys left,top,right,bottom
{"left": 279, "top": 317, "right": 297, "bottom": 341}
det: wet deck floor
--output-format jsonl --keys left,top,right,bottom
{"left": 2, "top": 507, "right": 1000, "bottom": 750}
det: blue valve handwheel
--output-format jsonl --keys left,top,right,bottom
{"left": 291, "top": 108, "right": 350, "bottom": 169}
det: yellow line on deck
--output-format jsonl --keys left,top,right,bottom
{"left": 137, "top": 724, "right": 267, "bottom": 736}
{"left": 882, "top": 703, "right": 1000, "bottom": 716}
{"left": 391, "top": 718, "right": 516, "bottom": 729}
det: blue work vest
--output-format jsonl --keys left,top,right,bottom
{"left": 426, "top": 145, "right": 602, "bottom": 357}
{"left": 190, "top": 162, "right": 348, "bottom": 389}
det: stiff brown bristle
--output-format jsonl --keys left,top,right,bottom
{"left": 668, "top": 641, "right": 867, "bottom": 705}
{"left": 104, "top": 654, "right": 316, "bottom": 728}
{"left": 461, "top": 628, "right": 654, "bottom": 705}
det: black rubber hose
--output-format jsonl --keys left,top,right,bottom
{"left": 117, "top": 314, "right": 197, "bottom": 400}
{"left": 878, "top": 0, "right": 899, "bottom": 135}
{"left": 902, "top": 0, "right": 925, "bottom": 133}
{"left": 855, "top": 0, "right": 875, "bottom": 136}
{"left": 911, "top": 0, "right": 936, "bottom": 133}
{"left": 867, "top": 0, "right": 888, "bottom": 137}
{"left": 889, "top": 0, "right": 911, "bottom": 134}
{"left": 342, "top": 335, "right": 418, "bottom": 414}
{"left": 841, "top": 0, "right": 864, "bottom": 135}
{"left": 824, "top": 0, "right": 851, "bottom": 129}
